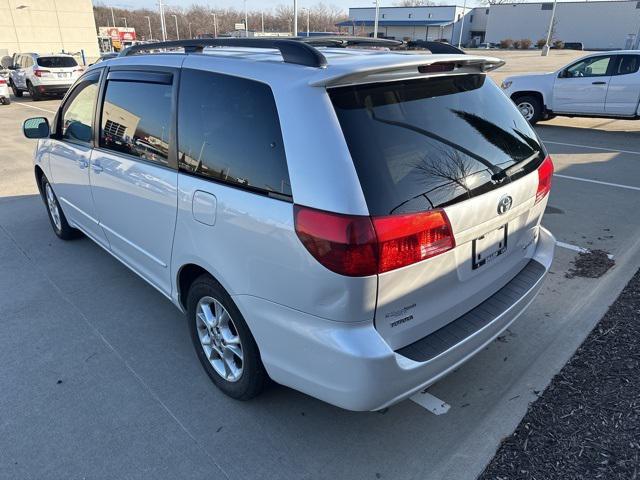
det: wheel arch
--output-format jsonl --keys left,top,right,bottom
{"left": 511, "top": 91, "right": 546, "bottom": 110}
{"left": 34, "top": 165, "right": 46, "bottom": 199}
{"left": 177, "top": 263, "right": 216, "bottom": 311}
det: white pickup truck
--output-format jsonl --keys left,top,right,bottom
{"left": 501, "top": 51, "right": 640, "bottom": 123}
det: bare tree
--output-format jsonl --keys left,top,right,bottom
{"left": 394, "top": 0, "right": 435, "bottom": 6}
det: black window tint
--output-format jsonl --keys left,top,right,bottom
{"left": 178, "top": 69, "right": 291, "bottom": 198}
{"left": 330, "top": 75, "right": 544, "bottom": 215}
{"left": 61, "top": 73, "right": 99, "bottom": 143}
{"left": 541, "top": 3, "right": 553, "bottom": 10}
{"left": 100, "top": 80, "right": 172, "bottom": 165}
{"left": 37, "top": 56, "right": 78, "bottom": 68}
{"left": 615, "top": 55, "right": 640, "bottom": 75}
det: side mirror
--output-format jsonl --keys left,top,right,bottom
{"left": 7, "top": 65, "right": 15, "bottom": 70}
{"left": 23, "top": 117, "right": 50, "bottom": 139}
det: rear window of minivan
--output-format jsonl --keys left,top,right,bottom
{"left": 329, "top": 74, "right": 545, "bottom": 216}
{"left": 37, "top": 56, "right": 78, "bottom": 68}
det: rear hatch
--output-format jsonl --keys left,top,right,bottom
{"left": 329, "top": 73, "right": 550, "bottom": 350}
{"left": 36, "top": 56, "right": 80, "bottom": 83}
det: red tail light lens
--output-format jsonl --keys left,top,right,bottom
{"left": 294, "top": 205, "right": 455, "bottom": 277}
{"left": 0, "top": 79, "right": 6, "bottom": 85}
{"left": 34, "top": 69, "right": 51, "bottom": 77}
{"left": 536, "top": 155, "right": 554, "bottom": 204}
{"left": 294, "top": 206, "right": 378, "bottom": 276}
{"left": 373, "top": 210, "right": 455, "bottom": 273}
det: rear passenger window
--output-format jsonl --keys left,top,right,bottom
{"left": 614, "top": 55, "right": 640, "bottom": 76}
{"left": 177, "top": 69, "right": 291, "bottom": 199}
{"left": 99, "top": 79, "right": 172, "bottom": 166}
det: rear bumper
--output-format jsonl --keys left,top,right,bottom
{"left": 33, "top": 84, "right": 71, "bottom": 95}
{"left": 236, "top": 227, "right": 555, "bottom": 411}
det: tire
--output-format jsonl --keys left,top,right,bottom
{"left": 27, "top": 81, "right": 42, "bottom": 101}
{"left": 187, "top": 274, "right": 268, "bottom": 400}
{"left": 10, "top": 80, "right": 23, "bottom": 97}
{"left": 41, "top": 175, "right": 79, "bottom": 240}
{"left": 514, "top": 95, "right": 542, "bottom": 124}
{"left": 1, "top": 97, "right": 9, "bottom": 105}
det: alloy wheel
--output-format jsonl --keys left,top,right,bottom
{"left": 45, "top": 183, "right": 62, "bottom": 231}
{"left": 517, "top": 101, "right": 535, "bottom": 121}
{"left": 195, "top": 296, "right": 244, "bottom": 382}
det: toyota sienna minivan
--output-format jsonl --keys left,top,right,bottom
{"left": 23, "top": 38, "right": 555, "bottom": 411}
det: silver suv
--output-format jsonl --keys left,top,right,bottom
{"left": 10, "top": 52, "right": 83, "bottom": 100}
{"left": 22, "top": 38, "right": 555, "bottom": 411}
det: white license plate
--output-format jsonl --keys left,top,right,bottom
{"left": 56, "top": 73, "right": 69, "bottom": 78}
{"left": 472, "top": 224, "right": 508, "bottom": 270}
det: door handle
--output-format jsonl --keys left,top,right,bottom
{"left": 592, "top": 81, "right": 607, "bottom": 85}
{"left": 78, "top": 159, "right": 89, "bottom": 169}
{"left": 91, "top": 163, "right": 104, "bottom": 173}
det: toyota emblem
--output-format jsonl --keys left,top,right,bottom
{"left": 497, "top": 195, "right": 513, "bottom": 215}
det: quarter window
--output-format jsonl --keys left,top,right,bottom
{"left": 60, "top": 72, "right": 100, "bottom": 144}
{"left": 99, "top": 78, "right": 173, "bottom": 165}
{"left": 177, "top": 69, "right": 291, "bottom": 199}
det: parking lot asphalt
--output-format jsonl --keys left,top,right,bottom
{"left": 1, "top": 87, "right": 639, "bottom": 479}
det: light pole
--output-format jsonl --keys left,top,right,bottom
{"left": 211, "top": 13, "right": 218, "bottom": 38}
{"left": 542, "top": 0, "right": 558, "bottom": 56}
{"left": 171, "top": 14, "right": 179, "bottom": 40}
{"left": 144, "top": 16, "right": 152, "bottom": 40}
{"left": 110, "top": 6, "right": 116, "bottom": 28}
{"left": 158, "top": 0, "right": 167, "bottom": 41}
{"left": 305, "top": 8, "right": 310, "bottom": 37}
{"left": 457, "top": 0, "right": 467, "bottom": 48}
{"left": 244, "top": 0, "right": 248, "bottom": 37}
{"left": 293, "top": 0, "right": 298, "bottom": 36}
{"left": 121, "top": 17, "right": 127, "bottom": 29}
{"left": 373, "top": 0, "right": 380, "bottom": 39}
{"left": 261, "top": 10, "right": 264, "bottom": 33}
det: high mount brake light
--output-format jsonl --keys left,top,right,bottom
{"left": 294, "top": 206, "right": 455, "bottom": 277}
{"left": 535, "top": 155, "right": 554, "bottom": 204}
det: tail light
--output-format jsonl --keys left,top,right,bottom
{"left": 34, "top": 69, "right": 51, "bottom": 77}
{"left": 294, "top": 205, "right": 455, "bottom": 277}
{"left": 0, "top": 79, "right": 6, "bottom": 85}
{"left": 535, "top": 155, "right": 554, "bottom": 204}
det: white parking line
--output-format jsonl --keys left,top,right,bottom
{"left": 10, "top": 102, "right": 56, "bottom": 114}
{"left": 554, "top": 174, "right": 640, "bottom": 192}
{"left": 410, "top": 389, "right": 451, "bottom": 415}
{"left": 543, "top": 140, "right": 640, "bottom": 156}
{"left": 556, "top": 241, "right": 614, "bottom": 260}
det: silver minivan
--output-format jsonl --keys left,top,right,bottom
{"left": 23, "top": 38, "right": 555, "bottom": 411}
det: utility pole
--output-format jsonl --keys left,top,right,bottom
{"left": 212, "top": 13, "right": 218, "bottom": 38}
{"left": 306, "top": 8, "right": 310, "bottom": 37}
{"left": 542, "top": 0, "right": 558, "bottom": 56}
{"left": 293, "top": 0, "right": 298, "bottom": 36}
{"left": 145, "top": 16, "right": 152, "bottom": 40}
{"left": 373, "top": 0, "right": 380, "bottom": 39}
{"left": 110, "top": 6, "right": 116, "bottom": 28}
{"left": 457, "top": 0, "right": 467, "bottom": 48}
{"left": 172, "top": 14, "right": 179, "bottom": 40}
{"left": 244, "top": 0, "right": 248, "bottom": 37}
{"left": 261, "top": 10, "right": 264, "bottom": 33}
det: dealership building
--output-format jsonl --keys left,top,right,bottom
{"left": 0, "top": 0, "right": 100, "bottom": 61}
{"left": 484, "top": 0, "right": 640, "bottom": 50}
{"left": 341, "top": 1, "right": 640, "bottom": 50}
{"left": 337, "top": 5, "right": 474, "bottom": 44}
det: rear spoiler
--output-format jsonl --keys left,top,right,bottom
{"left": 310, "top": 55, "right": 505, "bottom": 87}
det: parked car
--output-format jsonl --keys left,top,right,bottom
{"left": 501, "top": 50, "right": 640, "bottom": 123}
{"left": 22, "top": 38, "right": 555, "bottom": 411}
{"left": 9, "top": 53, "right": 83, "bottom": 100}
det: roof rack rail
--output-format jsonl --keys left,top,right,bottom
{"left": 118, "top": 38, "right": 328, "bottom": 68}
{"left": 294, "top": 36, "right": 403, "bottom": 48}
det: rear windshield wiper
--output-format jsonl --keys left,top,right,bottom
{"left": 491, "top": 150, "right": 541, "bottom": 182}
